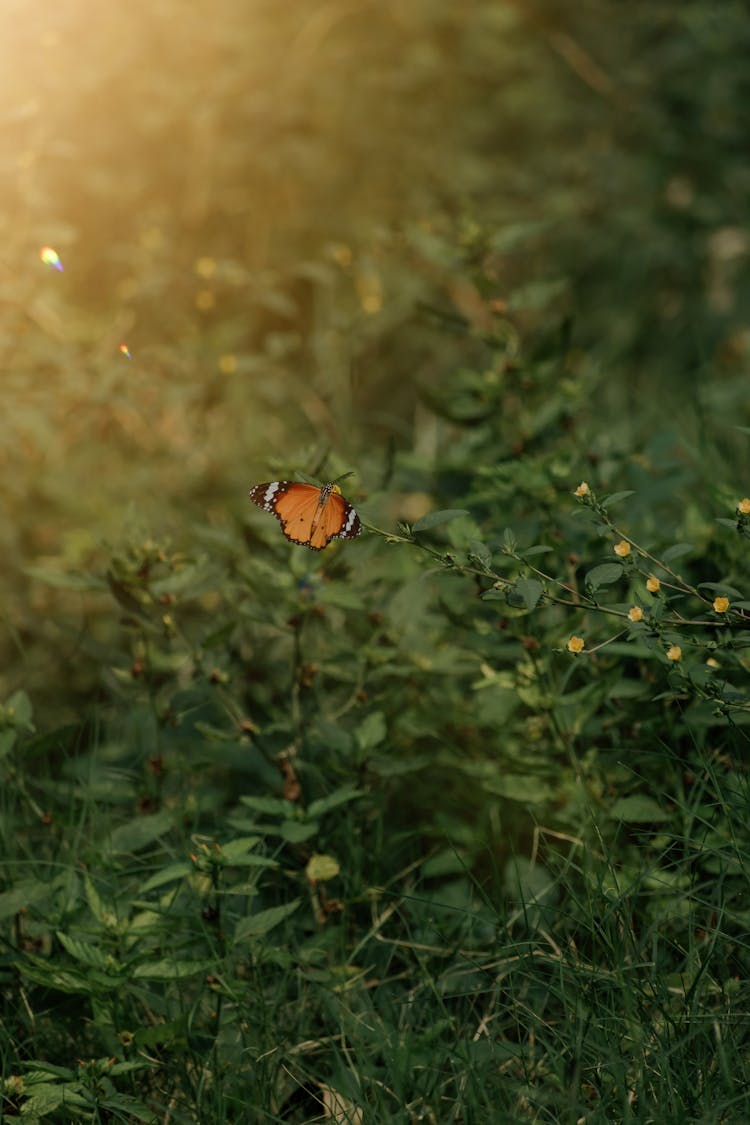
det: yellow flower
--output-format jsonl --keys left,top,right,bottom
{"left": 218, "top": 353, "right": 238, "bottom": 375}
{"left": 738, "top": 498, "right": 750, "bottom": 515}
{"left": 666, "top": 645, "right": 682, "bottom": 662}
{"left": 713, "top": 596, "right": 729, "bottom": 613}
{"left": 613, "top": 539, "right": 631, "bottom": 558}
{"left": 574, "top": 481, "right": 590, "bottom": 498}
{"left": 627, "top": 606, "right": 644, "bottom": 622}
{"left": 194, "top": 256, "right": 216, "bottom": 279}
{"left": 567, "top": 635, "right": 585, "bottom": 654}
{"left": 646, "top": 576, "right": 660, "bottom": 593}
{"left": 706, "top": 657, "right": 720, "bottom": 669}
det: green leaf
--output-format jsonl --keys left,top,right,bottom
{"left": 106, "top": 810, "right": 173, "bottom": 854}
{"left": 234, "top": 898, "right": 301, "bottom": 943}
{"left": 600, "top": 490, "right": 635, "bottom": 509}
{"left": 502, "top": 528, "right": 518, "bottom": 553}
{"left": 519, "top": 545, "right": 553, "bottom": 558}
{"left": 483, "top": 774, "right": 552, "bottom": 803}
{"left": 97, "top": 1094, "right": 157, "bottom": 1122}
{"left": 467, "top": 539, "right": 492, "bottom": 568}
{"left": 585, "top": 563, "right": 623, "bottom": 591}
{"left": 0, "top": 729, "right": 16, "bottom": 759}
{"left": 141, "top": 863, "right": 192, "bottom": 893}
{"left": 610, "top": 796, "right": 671, "bottom": 823}
{"left": 17, "top": 1083, "right": 68, "bottom": 1114}
{"left": 133, "top": 959, "right": 212, "bottom": 980}
{"left": 514, "top": 578, "right": 543, "bottom": 611}
{"left": 4, "top": 689, "right": 34, "bottom": 728}
{"left": 412, "top": 509, "right": 470, "bottom": 532}
{"left": 220, "top": 841, "right": 278, "bottom": 873}
{"left": 239, "top": 795, "right": 295, "bottom": 816}
{"left": 220, "top": 837, "right": 262, "bottom": 862}
{"left": 307, "top": 785, "right": 364, "bottom": 819}
{"left": 662, "top": 543, "right": 693, "bottom": 563}
{"left": 716, "top": 518, "right": 739, "bottom": 530}
{"left": 84, "top": 875, "right": 110, "bottom": 923}
{"left": 279, "top": 820, "right": 318, "bottom": 843}
{"left": 697, "top": 582, "right": 743, "bottom": 597}
{"left": 56, "top": 932, "right": 114, "bottom": 970}
{"left": 356, "top": 711, "right": 386, "bottom": 753}
{"left": 0, "top": 877, "right": 65, "bottom": 921}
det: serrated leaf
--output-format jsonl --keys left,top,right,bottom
{"left": 97, "top": 1094, "right": 157, "bottom": 1122}
{"left": 601, "top": 490, "right": 635, "bottom": 509}
{"left": 306, "top": 853, "right": 340, "bottom": 881}
{"left": 17, "top": 1083, "right": 68, "bottom": 1114}
{"left": 56, "top": 932, "right": 114, "bottom": 970}
{"left": 502, "top": 528, "right": 518, "bottom": 553}
{"left": 662, "top": 543, "right": 693, "bottom": 563}
{"left": 585, "top": 563, "right": 623, "bottom": 591}
{"left": 106, "top": 810, "right": 173, "bottom": 854}
{"left": 234, "top": 898, "right": 301, "bottom": 943}
{"left": 467, "top": 539, "right": 492, "bottom": 568}
{"left": 133, "top": 959, "right": 212, "bottom": 980}
{"left": 610, "top": 795, "right": 671, "bottom": 823}
{"left": 84, "top": 875, "right": 110, "bottom": 923}
{"left": 23, "top": 1062, "right": 75, "bottom": 1080}
{"left": 412, "top": 509, "right": 470, "bottom": 532}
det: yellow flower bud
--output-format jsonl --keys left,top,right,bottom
{"left": 567, "top": 635, "right": 585, "bottom": 654}
{"left": 713, "top": 596, "right": 729, "bottom": 613}
{"left": 666, "top": 645, "right": 682, "bottom": 662}
{"left": 613, "top": 539, "right": 631, "bottom": 558}
{"left": 627, "top": 606, "right": 644, "bottom": 622}
{"left": 646, "top": 576, "right": 660, "bottom": 593}
{"left": 738, "top": 498, "right": 750, "bottom": 515}
{"left": 574, "top": 481, "right": 590, "bottom": 498}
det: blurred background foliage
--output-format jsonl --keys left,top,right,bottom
{"left": 2, "top": 0, "right": 749, "bottom": 707}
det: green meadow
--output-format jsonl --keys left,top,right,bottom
{"left": 2, "top": 2, "right": 750, "bottom": 1121}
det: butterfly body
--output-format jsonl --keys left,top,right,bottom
{"left": 249, "top": 481, "right": 361, "bottom": 551}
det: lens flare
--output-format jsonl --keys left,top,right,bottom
{"left": 40, "top": 246, "right": 63, "bottom": 271}
{"left": 119, "top": 343, "right": 132, "bottom": 359}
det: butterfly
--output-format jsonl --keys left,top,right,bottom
{"left": 249, "top": 481, "right": 361, "bottom": 551}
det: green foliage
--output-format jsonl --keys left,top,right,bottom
{"left": 3, "top": 0, "right": 750, "bottom": 1120}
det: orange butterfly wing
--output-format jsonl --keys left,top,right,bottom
{"left": 249, "top": 482, "right": 361, "bottom": 551}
